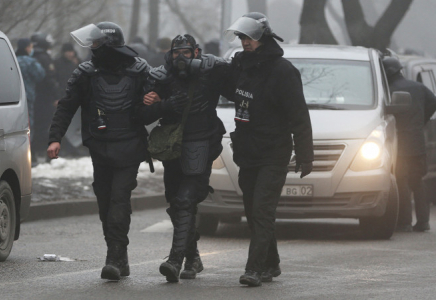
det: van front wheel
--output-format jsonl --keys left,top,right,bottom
{"left": 0, "top": 181, "right": 16, "bottom": 261}
{"left": 359, "top": 175, "right": 399, "bottom": 240}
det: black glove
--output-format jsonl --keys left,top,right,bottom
{"left": 295, "top": 162, "right": 313, "bottom": 178}
{"left": 161, "top": 92, "right": 188, "bottom": 114}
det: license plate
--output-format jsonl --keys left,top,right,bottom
{"left": 281, "top": 185, "right": 313, "bottom": 197}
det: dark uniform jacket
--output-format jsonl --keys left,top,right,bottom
{"left": 137, "top": 53, "right": 229, "bottom": 145}
{"left": 389, "top": 73, "right": 436, "bottom": 156}
{"left": 225, "top": 39, "right": 314, "bottom": 168}
{"left": 49, "top": 57, "right": 150, "bottom": 167}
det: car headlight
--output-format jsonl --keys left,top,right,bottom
{"left": 350, "top": 126, "right": 386, "bottom": 171}
{"left": 360, "top": 142, "right": 381, "bottom": 160}
{"left": 212, "top": 156, "right": 225, "bottom": 169}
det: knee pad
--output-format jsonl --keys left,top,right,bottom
{"left": 172, "top": 196, "right": 194, "bottom": 212}
{"left": 172, "top": 184, "right": 197, "bottom": 212}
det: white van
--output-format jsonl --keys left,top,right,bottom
{"left": 198, "top": 45, "right": 411, "bottom": 239}
{"left": 0, "top": 31, "right": 32, "bottom": 261}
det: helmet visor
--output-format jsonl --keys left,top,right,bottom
{"left": 70, "top": 24, "right": 107, "bottom": 49}
{"left": 224, "top": 17, "right": 266, "bottom": 42}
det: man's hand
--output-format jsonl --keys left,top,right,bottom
{"left": 47, "top": 142, "right": 61, "bottom": 159}
{"left": 295, "top": 162, "right": 313, "bottom": 178}
{"left": 143, "top": 92, "right": 161, "bottom": 105}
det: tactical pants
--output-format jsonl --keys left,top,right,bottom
{"left": 163, "top": 158, "right": 213, "bottom": 256}
{"left": 238, "top": 165, "right": 288, "bottom": 273}
{"left": 92, "top": 162, "right": 139, "bottom": 247}
{"left": 395, "top": 155, "right": 428, "bottom": 226}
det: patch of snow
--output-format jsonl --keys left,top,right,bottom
{"left": 32, "top": 157, "right": 164, "bottom": 179}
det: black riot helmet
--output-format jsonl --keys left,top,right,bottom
{"left": 171, "top": 34, "right": 197, "bottom": 56}
{"left": 170, "top": 34, "right": 202, "bottom": 79}
{"left": 70, "top": 22, "right": 137, "bottom": 57}
{"left": 30, "top": 32, "right": 54, "bottom": 50}
{"left": 224, "top": 12, "right": 284, "bottom": 42}
{"left": 382, "top": 57, "right": 403, "bottom": 77}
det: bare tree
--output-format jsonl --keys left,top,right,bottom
{"left": 342, "top": 0, "right": 413, "bottom": 51}
{"left": 162, "top": 0, "right": 221, "bottom": 45}
{"left": 164, "top": 0, "right": 205, "bottom": 44}
{"left": 299, "top": 0, "right": 338, "bottom": 45}
{"left": 148, "top": 0, "right": 159, "bottom": 50}
{"left": 299, "top": 0, "right": 414, "bottom": 52}
{"left": 1, "top": 0, "right": 110, "bottom": 47}
{"left": 128, "top": 0, "right": 141, "bottom": 43}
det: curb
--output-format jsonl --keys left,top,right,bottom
{"left": 25, "top": 194, "right": 166, "bottom": 222}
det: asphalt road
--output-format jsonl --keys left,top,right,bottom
{"left": 2, "top": 203, "right": 436, "bottom": 300}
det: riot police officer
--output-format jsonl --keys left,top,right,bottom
{"left": 137, "top": 34, "right": 230, "bottom": 282}
{"left": 383, "top": 57, "right": 436, "bottom": 232}
{"left": 224, "top": 13, "right": 314, "bottom": 286}
{"left": 47, "top": 22, "right": 151, "bottom": 281}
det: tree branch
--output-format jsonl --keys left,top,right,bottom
{"left": 299, "top": 0, "right": 338, "bottom": 45}
{"left": 164, "top": 0, "right": 205, "bottom": 45}
{"left": 373, "top": 0, "right": 413, "bottom": 51}
{"left": 341, "top": 0, "right": 373, "bottom": 47}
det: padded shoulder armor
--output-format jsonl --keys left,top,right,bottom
{"left": 126, "top": 57, "right": 150, "bottom": 75}
{"left": 149, "top": 65, "right": 170, "bottom": 82}
{"left": 201, "top": 54, "right": 228, "bottom": 73}
{"left": 78, "top": 61, "right": 97, "bottom": 75}
{"left": 66, "top": 68, "right": 85, "bottom": 92}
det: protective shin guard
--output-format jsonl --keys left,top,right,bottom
{"left": 171, "top": 209, "right": 194, "bottom": 252}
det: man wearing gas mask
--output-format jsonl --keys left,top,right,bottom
{"left": 137, "top": 34, "right": 230, "bottom": 282}
{"left": 224, "top": 13, "right": 314, "bottom": 287}
{"left": 47, "top": 22, "right": 153, "bottom": 281}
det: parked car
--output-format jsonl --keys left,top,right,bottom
{"left": 198, "top": 44, "right": 412, "bottom": 239}
{"left": 397, "top": 54, "right": 436, "bottom": 203}
{"left": 0, "top": 31, "right": 32, "bottom": 261}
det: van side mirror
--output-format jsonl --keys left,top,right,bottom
{"left": 385, "top": 91, "right": 412, "bottom": 114}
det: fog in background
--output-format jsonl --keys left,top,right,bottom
{"left": 2, "top": 0, "right": 436, "bottom": 58}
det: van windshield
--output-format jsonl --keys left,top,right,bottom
{"left": 217, "top": 58, "right": 374, "bottom": 110}
{"left": 292, "top": 59, "right": 374, "bottom": 110}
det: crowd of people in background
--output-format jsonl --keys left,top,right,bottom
{"left": 13, "top": 31, "right": 221, "bottom": 166}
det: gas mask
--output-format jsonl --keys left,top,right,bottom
{"left": 172, "top": 53, "right": 201, "bottom": 79}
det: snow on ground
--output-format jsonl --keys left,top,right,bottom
{"left": 31, "top": 157, "right": 165, "bottom": 203}
{"left": 32, "top": 157, "right": 164, "bottom": 179}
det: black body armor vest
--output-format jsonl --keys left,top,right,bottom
{"left": 89, "top": 74, "right": 138, "bottom": 141}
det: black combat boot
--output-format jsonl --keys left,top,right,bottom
{"left": 261, "top": 265, "right": 281, "bottom": 282}
{"left": 413, "top": 222, "right": 430, "bottom": 232}
{"left": 180, "top": 228, "right": 203, "bottom": 279}
{"left": 159, "top": 249, "right": 184, "bottom": 282}
{"left": 239, "top": 270, "right": 262, "bottom": 287}
{"left": 101, "top": 243, "right": 130, "bottom": 281}
{"left": 180, "top": 250, "right": 204, "bottom": 279}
